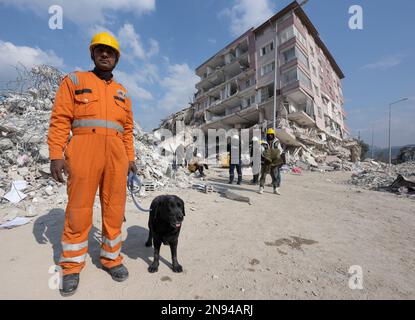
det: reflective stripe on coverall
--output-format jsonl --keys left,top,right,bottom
{"left": 47, "top": 71, "right": 135, "bottom": 275}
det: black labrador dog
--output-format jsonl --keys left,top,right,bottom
{"left": 145, "top": 195, "right": 185, "bottom": 273}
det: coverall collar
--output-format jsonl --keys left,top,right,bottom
{"left": 92, "top": 67, "right": 114, "bottom": 82}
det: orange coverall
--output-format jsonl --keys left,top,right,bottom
{"left": 48, "top": 71, "right": 135, "bottom": 275}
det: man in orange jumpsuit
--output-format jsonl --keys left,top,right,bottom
{"left": 48, "top": 32, "right": 137, "bottom": 296}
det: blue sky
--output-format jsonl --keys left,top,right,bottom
{"left": 0, "top": 0, "right": 414, "bottom": 147}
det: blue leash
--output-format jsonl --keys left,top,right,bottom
{"left": 127, "top": 172, "right": 151, "bottom": 213}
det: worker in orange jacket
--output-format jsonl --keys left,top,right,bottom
{"left": 47, "top": 32, "right": 137, "bottom": 296}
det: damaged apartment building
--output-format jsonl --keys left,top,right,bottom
{"left": 159, "top": 1, "right": 357, "bottom": 166}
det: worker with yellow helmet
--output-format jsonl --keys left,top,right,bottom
{"left": 259, "top": 128, "right": 284, "bottom": 195}
{"left": 48, "top": 32, "right": 136, "bottom": 296}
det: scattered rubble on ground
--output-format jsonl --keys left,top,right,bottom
{"left": 349, "top": 161, "right": 415, "bottom": 197}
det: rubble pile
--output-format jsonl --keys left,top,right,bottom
{"left": 0, "top": 65, "right": 64, "bottom": 208}
{"left": 134, "top": 135, "right": 198, "bottom": 192}
{"left": 397, "top": 145, "right": 415, "bottom": 163}
{"left": 283, "top": 137, "right": 361, "bottom": 172}
{"left": 349, "top": 160, "right": 415, "bottom": 196}
{"left": 0, "top": 65, "right": 197, "bottom": 213}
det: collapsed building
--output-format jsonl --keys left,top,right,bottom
{"left": 157, "top": 1, "right": 360, "bottom": 169}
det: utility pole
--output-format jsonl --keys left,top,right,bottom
{"left": 273, "top": 0, "right": 309, "bottom": 130}
{"left": 388, "top": 98, "right": 408, "bottom": 167}
{"left": 371, "top": 123, "right": 374, "bottom": 159}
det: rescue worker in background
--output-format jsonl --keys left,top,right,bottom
{"left": 188, "top": 152, "right": 208, "bottom": 177}
{"left": 48, "top": 32, "right": 137, "bottom": 296}
{"left": 250, "top": 136, "right": 261, "bottom": 185}
{"left": 227, "top": 134, "right": 242, "bottom": 185}
{"left": 259, "top": 128, "right": 284, "bottom": 195}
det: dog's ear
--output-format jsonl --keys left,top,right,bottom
{"left": 179, "top": 197, "right": 185, "bottom": 216}
{"left": 150, "top": 198, "right": 160, "bottom": 220}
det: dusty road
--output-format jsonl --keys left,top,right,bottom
{"left": 1, "top": 169, "right": 414, "bottom": 299}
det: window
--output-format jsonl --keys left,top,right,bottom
{"left": 279, "top": 25, "right": 295, "bottom": 44}
{"left": 318, "top": 106, "right": 323, "bottom": 118}
{"left": 260, "top": 87, "right": 270, "bottom": 102}
{"left": 298, "top": 68, "right": 311, "bottom": 90}
{"left": 282, "top": 68, "right": 297, "bottom": 86}
{"left": 261, "top": 61, "right": 275, "bottom": 76}
{"left": 294, "top": 26, "right": 307, "bottom": 47}
{"left": 313, "top": 84, "right": 320, "bottom": 96}
{"left": 296, "top": 47, "right": 309, "bottom": 68}
{"left": 281, "top": 47, "right": 296, "bottom": 64}
{"left": 312, "top": 64, "right": 317, "bottom": 76}
{"left": 319, "top": 75, "right": 323, "bottom": 85}
{"left": 281, "top": 46, "right": 308, "bottom": 67}
{"left": 245, "top": 78, "right": 254, "bottom": 88}
{"left": 245, "top": 95, "right": 256, "bottom": 107}
{"left": 244, "top": 95, "right": 255, "bottom": 108}
{"left": 309, "top": 45, "right": 314, "bottom": 56}
{"left": 260, "top": 41, "right": 274, "bottom": 56}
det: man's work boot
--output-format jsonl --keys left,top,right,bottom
{"left": 103, "top": 264, "right": 129, "bottom": 282}
{"left": 273, "top": 187, "right": 281, "bottom": 195}
{"left": 237, "top": 177, "right": 242, "bottom": 185}
{"left": 259, "top": 187, "right": 264, "bottom": 194}
{"left": 60, "top": 273, "right": 80, "bottom": 297}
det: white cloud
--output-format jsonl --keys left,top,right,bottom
{"left": 361, "top": 55, "right": 405, "bottom": 70}
{"left": 0, "top": 0, "right": 156, "bottom": 26}
{"left": 158, "top": 63, "right": 199, "bottom": 111}
{"left": 118, "top": 23, "right": 159, "bottom": 61}
{"left": 219, "top": 0, "right": 274, "bottom": 37}
{"left": 114, "top": 70, "right": 153, "bottom": 101}
{"left": 0, "top": 39, "right": 64, "bottom": 84}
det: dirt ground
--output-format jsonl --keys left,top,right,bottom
{"left": 1, "top": 169, "right": 414, "bottom": 299}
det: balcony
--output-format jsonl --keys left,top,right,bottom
{"left": 287, "top": 111, "right": 315, "bottom": 127}
{"left": 196, "top": 51, "right": 249, "bottom": 92}
{"left": 203, "top": 103, "right": 259, "bottom": 130}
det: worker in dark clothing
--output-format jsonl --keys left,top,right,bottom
{"left": 227, "top": 134, "right": 242, "bottom": 185}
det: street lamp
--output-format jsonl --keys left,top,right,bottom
{"left": 273, "top": 0, "right": 309, "bottom": 130}
{"left": 388, "top": 97, "right": 408, "bottom": 166}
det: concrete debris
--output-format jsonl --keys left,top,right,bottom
{"left": 192, "top": 183, "right": 214, "bottom": 193}
{"left": 349, "top": 161, "right": 415, "bottom": 196}
{"left": 0, "top": 216, "right": 32, "bottom": 229}
{"left": 387, "top": 174, "right": 415, "bottom": 194}
{"left": 222, "top": 190, "right": 251, "bottom": 204}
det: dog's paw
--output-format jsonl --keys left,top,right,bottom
{"left": 145, "top": 241, "right": 152, "bottom": 247}
{"left": 172, "top": 264, "right": 183, "bottom": 273}
{"left": 148, "top": 264, "right": 159, "bottom": 273}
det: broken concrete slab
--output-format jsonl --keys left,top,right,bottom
{"left": 222, "top": 190, "right": 251, "bottom": 204}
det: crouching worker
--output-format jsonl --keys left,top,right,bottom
{"left": 188, "top": 153, "right": 208, "bottom": 177}
{"left": 259, "top": 128, "right": 284, "bottom": 195}
{"left": 48, "top": 32, "right": 137, "bottom": 296}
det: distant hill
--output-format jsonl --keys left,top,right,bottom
{"left": 366, "top": 144, "right": 415, "bottom": 162}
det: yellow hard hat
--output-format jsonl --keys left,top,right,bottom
{"left": 266, "top": 128, "right": 276, "bottom": 136}
{"left": 90, "top": 32, "right": 120, "bottom": 57}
